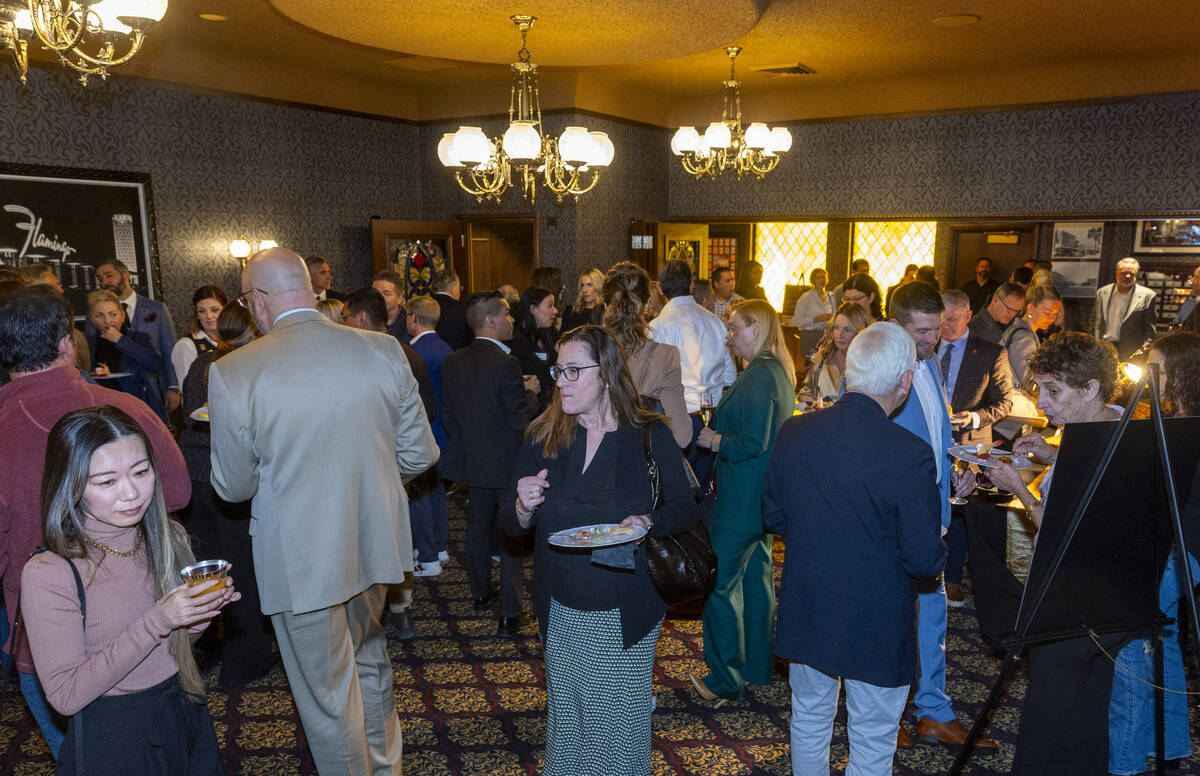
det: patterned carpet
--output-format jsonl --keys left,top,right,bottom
{"left": 3, "top": 490, "right": 1198, "bottom": 775}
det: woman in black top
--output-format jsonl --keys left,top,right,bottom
{"left": 505, "top": 325, "right": 698, "bottom": 776}
{"left": 506, "top": 286, "right": 558, "bottom": 413}
{"left": 842, "top": 272, "right": 885, "bottom": 321}
{"left": 560, "top": 267, "right": 605, "bottom": 331}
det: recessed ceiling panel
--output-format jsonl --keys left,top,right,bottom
{"left": 271, "top": 0, "right": 767, "bottom": 66}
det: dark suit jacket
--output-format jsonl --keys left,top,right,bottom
{"left": 86, "top": 328, "right": 167, "bottom": 419}
{"left": 410, "top": 331, "right": 453, "bottom": 449}
{"left": 84, "top": 293, "right": 176, "bottom": 399}
{"left": 434, "top": 293, "right": 473, "bottom": 351}
{"left": 324, "top": 289, "right": 346, "bottom": 302}
{"left": 944, "top": 334, "right": 1013, "bottom": 446}
{"left": 441, "top": 339, "right": 538, "bottom": 488}
{"left": 507, "top": 326, "right": 556, "bottom": 413}
{"left": 399, "top": 341, "right": 437, "bottom": 424}
{"left": 763, "top": 392, "right": 946, "bottom": 687}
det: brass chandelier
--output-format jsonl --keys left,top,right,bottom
{"left": 671, "top": 47, "right": 792, "bottom": 180}
{"left": 437, "top": 14, "right": 614, "bottom": 204}
{"left": 1, "top": 0, "right": 168, "bottom": 85}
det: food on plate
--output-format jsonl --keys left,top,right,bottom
{"left": 998, "top": 455, "right": 1013, "bottom": 465}
{"left": 974, "top": 442, "right": 993, "bottom": 460}
{"left": 93, "top": 363, "right": 110, "bottom": 377}
{"left": 610, "top": 525, "right": 634, "bottom": 535}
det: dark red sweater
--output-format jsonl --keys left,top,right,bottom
{"left": 0, "top": 366, "right": 191, "bottom": 673}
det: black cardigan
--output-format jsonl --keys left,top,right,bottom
{"left": 501, "top": 420, "right": 698, "bottom": 647}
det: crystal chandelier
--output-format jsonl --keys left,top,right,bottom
{"left": 1, "top": 0, "right": 168, "bottom": 85}
{"left": 437, "top": 14, "right": 614, "bottom": 204}
{"left": 671, "top": 47, "right": 792, "bottom": 180}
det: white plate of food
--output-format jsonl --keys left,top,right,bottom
{"left": 948, "top": 444, "right": 1033, "bottom": 470}
{"left": 91, "top": 371, "right": 131, "bottom": 379}
{"left": 548, "top": 523, "right": 648, "bottom": 548}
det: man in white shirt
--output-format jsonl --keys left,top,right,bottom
{"left": 650, "top": 259, "right": 736, "bottom": 485}
{"left": 711, "top": 267, "right": 743, "bottom": 319}
{"left": 1090, "top": 257, "right": 1159, "bottom": 359}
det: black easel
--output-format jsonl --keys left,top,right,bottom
{"left": 949, "top": 366, "right": 1200, "bottom": 775}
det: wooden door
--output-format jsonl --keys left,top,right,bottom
{"left": 370, "top": 218, "right": 459, "bottom": 300}
{"left": 950, "top": 226, "right": 1037, "bottom": 288}
{"left": 460, "top": 215, "right": 539, "bottom": 294}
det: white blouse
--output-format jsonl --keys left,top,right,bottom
{"left": 792, "top": 288, "right": 835, "bottom": 331}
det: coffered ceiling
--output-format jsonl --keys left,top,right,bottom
{"left": 24, "top": 0, "right": 1200, "bottom": 126}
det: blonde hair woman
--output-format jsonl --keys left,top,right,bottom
{"left": 690, "top": 299, "right": 797, "bottom": 705}
{"left": 802, "top": 302, "right": 872, "bottom": 406}
{"left": 316, "top": 298, "right": 343, "bottom": 323}
{"left": 562, "top": 267, "right": 605, "bottom": 331}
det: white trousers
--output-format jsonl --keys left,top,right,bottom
{"left": 789, "top": 662, "right": 907, "bottom": 776}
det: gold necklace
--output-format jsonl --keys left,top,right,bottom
{"left": 81, "top": 530, "right": 143, "bottom": 558}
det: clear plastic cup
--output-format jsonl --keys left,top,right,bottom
{"left": 181, "top": 560, "right": 228, "bottom": 595}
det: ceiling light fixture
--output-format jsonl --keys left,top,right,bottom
{"left": 196, "top": 12, "right": 226, "bottom": 22}
{"left": 1, "top": 0, "right": 169, "bottom": 85}
{"left": 671, "top": 47, "right": 792, "bottom": 181}
{"left": 437, "top": 14, "right": 614, "bottom": 204}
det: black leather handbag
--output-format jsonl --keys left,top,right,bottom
{"left": 641, "top": 426, "right": 718, "bottom": 605}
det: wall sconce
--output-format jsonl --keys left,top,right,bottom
{"left": 229, "top": 234, "right": 278, "bottom": 267}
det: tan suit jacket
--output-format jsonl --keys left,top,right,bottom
{"left": 208, "top": 310, "right": 439, "bottom": 616}
{"left": 626, "top": 340, "right": 692, "bottom": 448}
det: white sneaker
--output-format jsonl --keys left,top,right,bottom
{"left": 438, "top": 551, "right": 449, "bottom": 563}
{"left": 413, "top": 560, "right": 442, "bottom": 577}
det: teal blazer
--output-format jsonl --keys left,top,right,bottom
{"left": 711, "top": 353, "right": 795, "bottom": 534}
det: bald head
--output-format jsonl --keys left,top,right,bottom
{"left": 241, "top": 248, "right": 320, "bottom": 333}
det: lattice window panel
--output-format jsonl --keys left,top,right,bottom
{"left": 708, "top": 237, "right": 737, "bottom": 273}
{"left": 755, "top": 222, "right": 828, "bottom": 311}
{"left": 852, "top": 221, "right": 938, "bottom": 292}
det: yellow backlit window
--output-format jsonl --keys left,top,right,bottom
{"left": 852, "top": 221, "right": 937, "bottom": 292}
{"left": 755, "top": 222, "right": 828, "bottom": 311}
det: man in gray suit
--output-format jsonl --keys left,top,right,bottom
{"left": 209, "top": 248, "right": 438, "bottom": 774}
{"left": 1090, "top": 257, "right": 1159, "bottom": 359}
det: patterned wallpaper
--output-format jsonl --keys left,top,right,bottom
{"left": 668, "top": 92, "right": 1200, "bottom": 220}
{"left": 1, "top": 68, "right": 422, "bottom": 332}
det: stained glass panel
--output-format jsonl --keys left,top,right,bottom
{"left": 755, "top": 222, "right": 828, "bottom": 311}
{"left": 851, "top": 221, "right": 937, "bottom": 292}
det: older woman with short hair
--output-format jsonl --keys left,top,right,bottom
{"left": 988, "top": 332, "right": 1127, "bottom": 776}
{"left": 505, "top": 325, "right": 698, "bottom": 776}
{"left": 689, "top": 299, "right": 796, "bottom": 706}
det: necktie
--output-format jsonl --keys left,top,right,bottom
{"left": 940, "top": 342, "right": 953, "bottom": 392}
{"left": 123, "top": 302, "right": 132, "bottom": 323}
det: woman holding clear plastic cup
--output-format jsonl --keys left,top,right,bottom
{"left": 20, "top": 405, "right": 239, "bottom": 774}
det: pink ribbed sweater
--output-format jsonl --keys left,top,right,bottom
{"left": 19, "top": 519, "right": 199, "bottom": 716}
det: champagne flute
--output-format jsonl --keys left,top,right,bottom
{"left": 700, "top": 391, "right": 716, "bottom": 427}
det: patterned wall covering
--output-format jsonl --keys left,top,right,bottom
{"left": 419, "top": 113, "right": 669, "bottom": 294}
{"left": 1, "top": 68, "right": 422, "bottom": 334}
{"left": 668, "top": 92, "right": 1200, "bottom": 220}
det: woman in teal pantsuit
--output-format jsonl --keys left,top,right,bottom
{"left": 692, "top": 299, "right": 796, "bottom": 704}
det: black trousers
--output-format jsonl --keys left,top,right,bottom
{"left": 57, "top": 675, "right": 221, "bottom": 776}
{"left": 181, "top": 479, "right": 275, "bottom": 684}
{"left": 1012, "top": 631, "right": 1128, "bottom": 775}
{"left": 466, "top": 486, "right": 523, "bottom": 617}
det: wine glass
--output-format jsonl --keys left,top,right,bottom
{"left": 949, "top": 458, "right": 971, "bottom": 505}
{"left": 700, "top": 391, "right": 716, "bottom": 426}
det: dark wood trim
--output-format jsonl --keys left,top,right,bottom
{"left": 663, "top": 211, "right": 1200, "bottom": 223}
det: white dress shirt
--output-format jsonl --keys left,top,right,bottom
{"left": 791, "top": 288, "right": 835, "bottom": 330}
{"left": 649, "top": 295, "right": 736, "bottom": 412}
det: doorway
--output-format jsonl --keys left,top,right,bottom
{"left": 459, "top": 215, "right": 540, "bottom": 294}
{"left": 950, "top": 225, "right": 1038, "bottom": 288}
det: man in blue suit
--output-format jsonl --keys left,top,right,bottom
{"left": 765, "top": 322, "right": 945, "bottom": 776}
{"left": 888, "top": 281, "right": 997, "bottom": 750}
{"left": 91, "top": 259, "right": 179, "bottom": 415}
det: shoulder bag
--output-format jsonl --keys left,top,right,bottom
{"left": 641, "top": 426, "right": 717, "bottom": 605}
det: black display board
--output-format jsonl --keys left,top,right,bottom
{"left": 0, "top": 163, "right": 161, "bottom": 318}
{"left": 1018, "top": 416, "right": 1200, "bottom": 639}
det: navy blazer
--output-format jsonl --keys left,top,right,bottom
{"left": 410, "top": 331, "right": 452, "bottom": 449}
{"left": 85, "top": 293, "right": 177, "bottom": 401}
{"left": 86, "top": 328, "right": 167, "bottom": 419}
{"left": 764, "top": 392, "right": 946, "bottom": 687}
{"left": 441, "top": 339, "right": 538, "bottom": 488}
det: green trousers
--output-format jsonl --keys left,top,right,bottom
{"left": 700, "top": 529, "right": 776, "bottom": 699}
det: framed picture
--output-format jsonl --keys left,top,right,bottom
{"left": 0, "top": 163, "right": 160, "bottom": 318}
{"left": 1051, "top": 260, "right": 1101, "bottom": 298}
{"left": 1051, "top": 222, "right": 1104, "bottom": 259}
{"left": 1134, "top": 219, "right": 1200, "bottom": 253}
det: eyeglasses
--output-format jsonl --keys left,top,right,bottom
{"left": 550, "top": 364, "right": 600, "bottom": 382}
{"left": 1000, "top": 298, "right": 1023, "bottom": 315}
{"left": 233, "top": 288, "right": 269, "bottom": 308}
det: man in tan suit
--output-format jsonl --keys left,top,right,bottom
{"left": 209, "top": 248, "right": 438, "bottom": 775}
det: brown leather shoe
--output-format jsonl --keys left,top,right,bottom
{"left": 897, "top": 725, "right": 913, "bottom": 749}
{"left": 914, "top": 718, "right": 997, "bottom": 749}
{"left": 945, "top": 582, "right": 966, "bottom": 608}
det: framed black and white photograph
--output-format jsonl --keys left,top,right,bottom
{"left": 1134, "top": 219, "right": 1200, "bottom": 253}
{"left": 0, "top": 163, "right": 161, "bottom": 318}
{"left": 1051, "top": 222, "right": 1104, "bottom": 259}
{"left": 1051, "top": 260, "right": 1101, "bottom": 298}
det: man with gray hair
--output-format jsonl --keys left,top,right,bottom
{"left": 765, "top": 321, "right": 946, "bottom": 776}
{"left": 1090, "top": 256, "right": 1159, "bottom": 359}
{"left": 431, "top": 268, "right": 472, "bottom": 350}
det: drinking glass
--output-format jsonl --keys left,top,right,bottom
{"left": 181, "top": 559, "right": 229, "bottom": 594}
{"left": 700, "top": 391, "right": 716, "bottom": 426}
{"left": 949, "top": 458, "right": 971, "bottom": 505}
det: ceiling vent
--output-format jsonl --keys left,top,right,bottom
{"left": 749, "top": 62, "right": 816, "bottom": 78}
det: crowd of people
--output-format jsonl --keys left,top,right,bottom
{"left": 0, "top": 248, "right": 1198, "bottom": 776}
